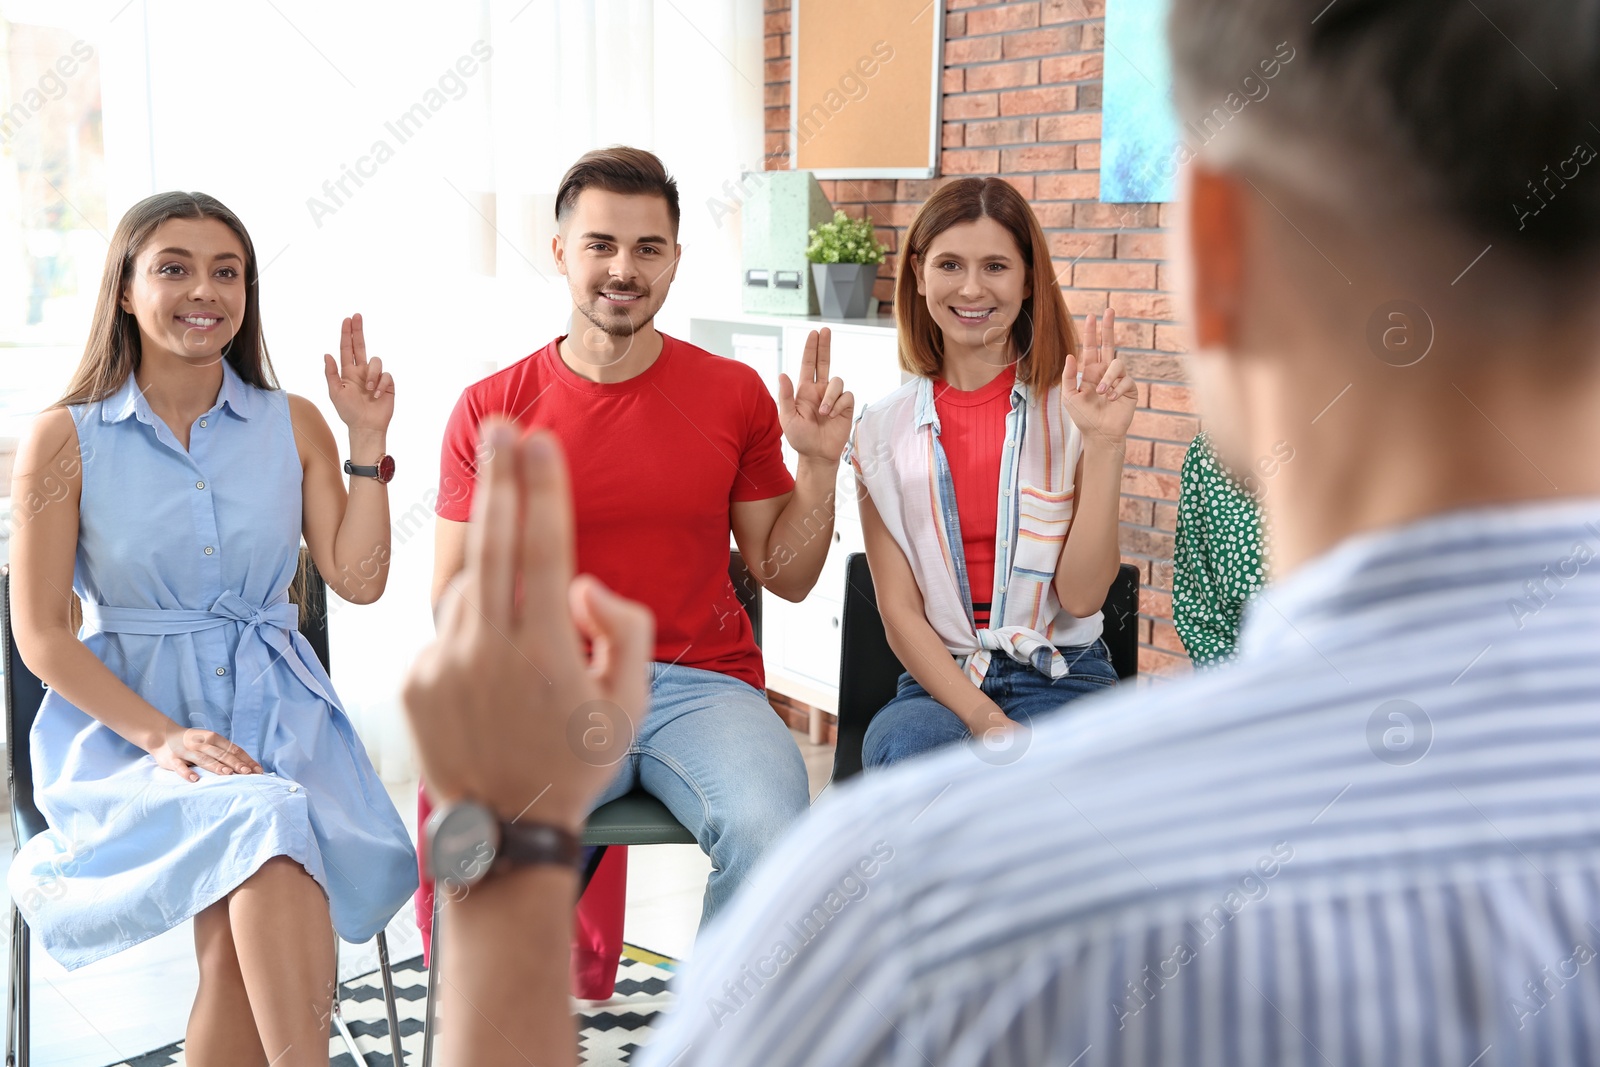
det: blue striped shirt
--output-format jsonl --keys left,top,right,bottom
{"left": 642, "top": 498, "right": 1600, "bottom": 1066}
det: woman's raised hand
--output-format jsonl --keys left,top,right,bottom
{"left": 323, "top": 313, "right": 395, "bottom": 434}
{"left": 150, "top": 724, "right": 264, "bottom": 783}
{"left": 1063, "top": 309, "right": 1138, "bottom": 443}
{"left": 779, "top": 327, "right": 855, "bottom": 462}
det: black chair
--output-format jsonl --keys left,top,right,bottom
{"left": 1, "top": 551, "right": 405, "bottom": 1067}
{"left": 832, "top": 554, "right": 1141, "bottom": 782}
{"left": 419, "top": 549, "right": 763, "bottom": 1067}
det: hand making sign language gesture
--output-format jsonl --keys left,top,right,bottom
{"left": 1063, "top": 308, "right": 1138, "bottom": 443}
{"left": 322, "top": 313, "right": 395, "bottom": 433}
{"left": 778, "top": 326, "right": 855, "bottom": 461}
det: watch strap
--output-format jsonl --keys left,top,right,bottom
{"left": 496, "top": 820, "right": 584, "bottom": 871}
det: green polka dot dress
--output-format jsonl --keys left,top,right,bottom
{"left": 1172, "top": 431, "right": 1269, "bottom": 668}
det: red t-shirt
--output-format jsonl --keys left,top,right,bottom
{"left": 933, "top": 366, "right": 1015, "bottom": 628}
{"left": 437, "top": 334, "right": 795, "bottom": 689}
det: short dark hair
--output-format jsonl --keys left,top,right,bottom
{"left": 1169, "top": 0, "right": 1600, "bottom": 266}
{"left": 555, "top": 146, "right": 680, "bottom": 233}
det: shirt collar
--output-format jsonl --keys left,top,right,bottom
{"left": 99, "top": 360, "right": 261, "bottom": 425}
{"left": 914, "top": 371, "right": 1032, "bottom": 430}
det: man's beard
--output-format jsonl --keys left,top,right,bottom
{"left": 579, "top": 291, "right": 651, "bottom": 337}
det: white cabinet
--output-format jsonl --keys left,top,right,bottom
{"left": 689, "top": 314, "right": 905, "bottom": 715}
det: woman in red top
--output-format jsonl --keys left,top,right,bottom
{"left": 850, "top": 178, "right": 1139, "bottom": 769}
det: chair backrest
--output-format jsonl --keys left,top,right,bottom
{"left": 1, "top": 551, "right": 335, "bottom": 850}
{"left": 832, "top": 554, "right": 1141, "bottom": 782}
{"left": 2, "top": 566, "right": 50, "bottom": 846}
{"left": 728, "top": 548, "right": 762, "bottom": 647}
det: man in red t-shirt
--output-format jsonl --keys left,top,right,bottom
{"left": 429, "top": 146, "right": 853, "bottom": 931}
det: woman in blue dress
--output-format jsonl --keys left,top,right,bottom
{"left": 6, "top": 191, "right": 417, "bottom": 1065}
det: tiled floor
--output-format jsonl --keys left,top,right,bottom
{"left": 1, "top": 728, "right": 835, "bottom": 1066}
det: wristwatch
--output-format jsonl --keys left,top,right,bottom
{"left": 425, "top": 800, "right": 583, "bottom": 889}
{"left": 344, "top": 455, "right": 395, "bottom": 483}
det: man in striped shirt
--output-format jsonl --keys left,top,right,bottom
{"left": 400, "top": 0, "right": 1600, "bottom": 1063}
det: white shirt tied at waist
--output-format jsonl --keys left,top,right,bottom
{"left": 846, "top": 374, "right": 1102, "bottom": 686}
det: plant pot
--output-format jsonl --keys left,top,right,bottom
{"left": 811, "top": 262, "right": 877, "bottom": 319}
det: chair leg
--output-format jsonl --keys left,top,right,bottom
{"left": 420, "top": 885, "right": 442, "bottom": 1067}
{"left": 376, "top": 931, "right": 404, "bottom": 1067}
{"left": 5, "top": 903, "right": 16, "bottom": 1067}
{"left": 11, "top": 905, "right": 29, "bottom": 1067}
{"left": 330, "top": 937, "right": 364, "bottom": 1065}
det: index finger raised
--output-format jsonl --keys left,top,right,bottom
{"left": 516, "top": 431, "right": 582, "bottom": 656}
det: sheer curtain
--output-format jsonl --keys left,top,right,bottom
{"left": 27, "top": 0, "right": 764, "bottom": 778}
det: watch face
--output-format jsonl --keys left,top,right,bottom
{"left": 377, "top": 454, "right": 396, "bottom": 483}
{"left": 427, "top": 802, "right": 498, "bottom": 894}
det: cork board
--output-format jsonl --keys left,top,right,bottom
{"left": 791, "top": 0, "right": 943, "bottom": 177}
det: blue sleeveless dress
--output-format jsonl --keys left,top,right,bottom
{"left": 6, "top": 364, "right": 417, "bottom": 970}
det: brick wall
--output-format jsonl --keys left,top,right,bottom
{"left": 764, "top": 0, "right": 1195, "bottom": 677}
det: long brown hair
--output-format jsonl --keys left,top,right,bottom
{"left": 57, "top": 191, "right": 278, "bottom": 408}
{"left": 895, "top": 177, "right": 1077, "bottom": 396}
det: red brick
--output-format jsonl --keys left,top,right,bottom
{"left": 1152, "top": 560, "right": 1175, "bottom": 591}
{"left": 765, "top": 107, "right": 788, "bottom": 133}
{"left": 1159, "top": 203, "right": 1180, "bottom": 228}
{"left": 1036, "top": 171, "right": 1098, "bottom": 200}
{"left": 1149, "top": 383, "right": 1196, "bottom": 413}
{"left": 873, "top": 227, "right": 897, "bottom": 253}
{"left": 1140, "top": 587, "right": 1172, "bottom": 620}
{"left": 897, "top": 178, "right": 956, "bottom": 200}
{"left": 1152, "top": 441, "right": 1188, "bottom": 471}
{"left": 1156, "top": 264, "right": 1178, "bottom": 292}
{"left": 1120, "top": 555, "right": 1153, "bottom": 583}
{"left": 1122, "top": 438, "right": 1154, "bottom": 467}
{"left": 1154, "top": 324, "right": 1189, "bottom": 353}
{"left": 1120, "top": 526, "right": 1174, "bottom": 559}
{"left": 1076, "top": 142, "right": 1101, "bottom": 169}
{"left": 1075, "top": 203, "right": 1159, "bottom": 229}
{"left": 1122, "top": 467, "right": 1181, "bottom": 502}
{"left": 1153, "top": 502, "right": 1178, "bottom": 530}
{"left": 816, "top": 180, "right": 837, "bottom": 199}
{"left": 1128, "top": 410, "right": 1199, "bottom": 442}
{"left": 943, "top": 123, "right": 964, "bottom": 147}
{"left": 1125, "top": 352, "right": 1185, "bottom": 381}
{"left": 1140, "top": 648, "right": 1194, "bottom": 677}
{"left": 1116, "top": 232, "right": 1168, "bottom": 260}
{"left": 945, "top": 37, "right": 1004, "bottom": 65}
{"left": 1058, "top": 284, "right": 1109, "bottom": 312}
{"left": 764, "top": 0, "right": 786, "bottom": 12}
{"left": 1120, "top": 497, "right": 1154, "bottom": 525}
{"left": 1083, "top": 23, "right": 1105, "bottom": 49}
{"left": 946, "top": 93, "right": 1000, "bottom": 120}
{"left": 763, "top": 10, "right": 789, "bottom": 34}
{"left": 764, "top": 34, "right": 784, "bottom": 59}
{"left": 764, "top": 83, "right": 786, "bottom": 107}
{"left": 1150, "top": 620, "right": 1186, "bottom": 655}
{"left": 836, "top": 179, "right": 896, "bottom": 201}
{"left": 1109, "top": 291, "right": 1178, "bottom": 321}
{"left": 1134, "top": 381, "right": 1151, "bottom": 407}
{"left": 1000, "top": 174, "right": 1035, "bottom": 198}
{"left": 946, "top": 11, "right": 967, "bottom": 36}
{"left": 764, "top": 133, "right": 787, "bottom": 160}
{"left": 967, "top": 2, "right": 1040, "bottom": 35}
{"left": 1002, "top": 26, "right": 1075, "bottom": 59}
{"left": 873, "top": 277, "right": 896, "bottom": 302}
{"left": 998, "top": 86, "right": 1077, "bottom": 117}
{"left": 965, "top": 61, "right": 1040, "bottom": 91}
{"left": 1116, "top": 321, "right": 1153, "bottom": 348}
{"left": 966, "top": 117, "right": 1038, "bottom": 145}
{"left": 1048, "top": 232, "right": 1115, "bottom": 259}
{"left": 1039, "top": 112, "right": 1102, "bottom": 142}
{"left": 765, "top": 58, "right": 790, "bottom": 83}
{"left": 1041, "top": 0, "right": 1089, "bottom": 23}
{"left": 1074, "top": 261, "right": 1157, "bottom": 289}
{"left": 1000, "top": 144, "right": 1074, "bottom": 171}
{"left": 1041, "top": 53, "right": 1104, "bottom": 83}
{"left": 941, "top": 148, "right": 999, "bottom": 174}
{"left": 943, "top": 68, "right": 965, "bottom": 94}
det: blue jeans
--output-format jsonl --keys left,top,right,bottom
{"left": 591, "top": 663, "right": 810, "bottom": 927}
{"left": 862, "top": 641, "right": 1119, "bottom": 770}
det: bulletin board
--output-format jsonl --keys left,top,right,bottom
{"left": 791, "top": 0, "right": 943, "bottom": 178}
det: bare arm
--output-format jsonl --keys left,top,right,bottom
{"left": 9, "top": 409, "right": 261, "bottom": 780}
{"left": 431, "top": 515, "right": 469, "bottom": 612}
{"left": 295, "top": 313, "right": 396, "bottom": 605}
{"left": 858, "top": 490, "right": 1010, "bottom": 734}
{"left": 729, "top": 457, "right": 838, "bottom": 602}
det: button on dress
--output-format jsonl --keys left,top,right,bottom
{"left": 7, "top": 364, "right": 417, "bottom": 970}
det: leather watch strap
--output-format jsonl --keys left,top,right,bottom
{"left": 496, "top": 821, "right": 583, "bottom": 871}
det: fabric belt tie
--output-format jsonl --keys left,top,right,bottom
{"left": 79, "top": 592, "right": 338, "bottom": 746}
{"left": 961, "top": 625, "right": 1067, "bottom": 686}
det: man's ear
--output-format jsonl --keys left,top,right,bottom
{"left": 551, "top": 233, "right": 567, "bottom": 277}
{"left": 1181, "top": 164, "right": 1247, "bottom": 351}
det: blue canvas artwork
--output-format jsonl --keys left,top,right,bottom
{"left": 1100, "top": 0, "right": 1179, "bottom": 203}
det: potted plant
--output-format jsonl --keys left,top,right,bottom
{"left": 805, "top": 210, "right": 887, "bottom": 319}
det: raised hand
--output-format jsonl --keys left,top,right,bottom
{"left": 1063, "top": 309, "right": 1138, "bottom": 443}
{"left": 778, "top": 327, "right": 855, "bottom": 463}
{"left": 323, "top": 313, "right": 394, "bottom": 434}
{"left": 150, "top": 724, "right": 264, "bottom": 782}
{"left": 402, "top": 422, "right": 654, "bottom": 831}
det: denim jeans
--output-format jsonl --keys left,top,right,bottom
{"left": 590, "top": 663, "right": 810, "bottom": 928}
{"left": 862, "top": 641, "right": 1119, "bottom": 770}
